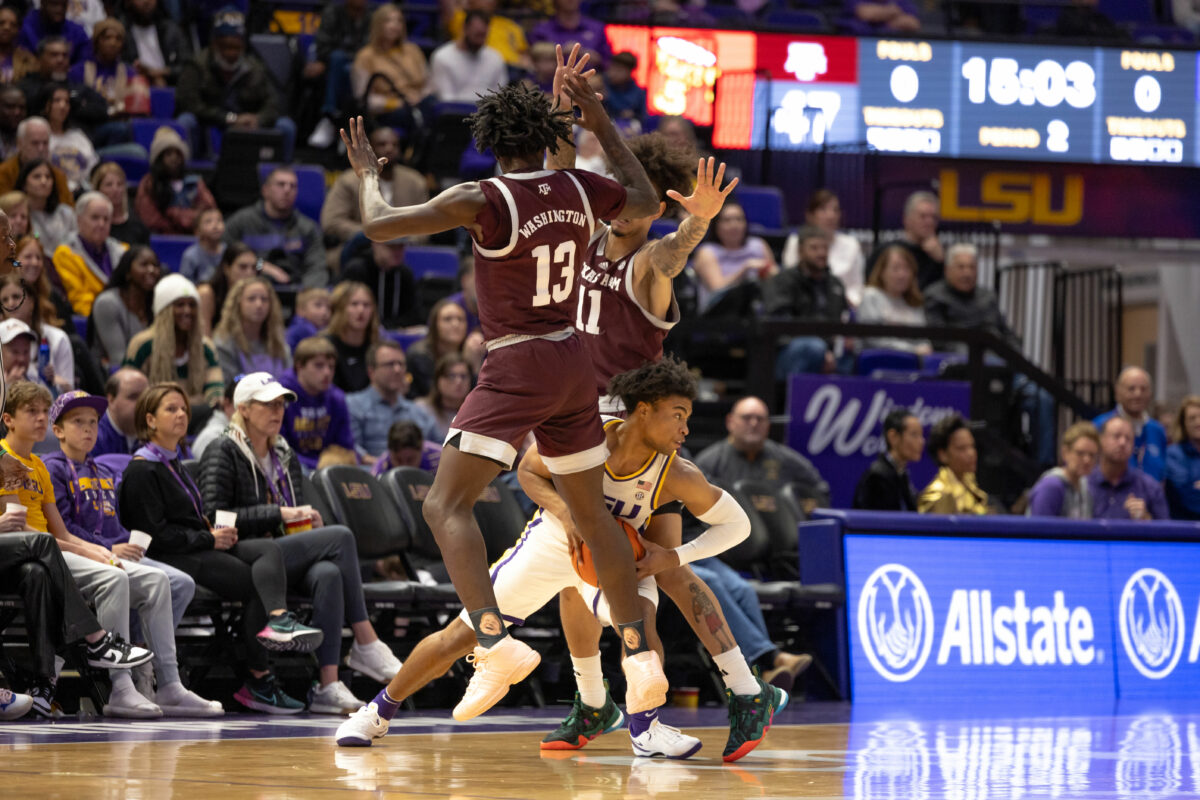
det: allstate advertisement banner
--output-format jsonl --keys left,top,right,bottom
{"left": 786, "top": 376, "right": 970, "bottom": 508}
{"left": 846, "top": 535, "right": 1115, "bottom": 704}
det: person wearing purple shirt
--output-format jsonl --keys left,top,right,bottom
{"left": 603, "top": 52, "right": 647, "bottom": 126}
{"left": 528, "top": 0, "right": 610, "bottom": 66}
{"left": 1086, "top": 416, "right": 1169, "bottom": 521}
{"left": 279, "top": 338, "right": 356, "bottom": 471}
{"left": 20, "top": 0, "right": 93, "bottom": 65}
{"left": 91, "top": 367, "right": 147, "bottom": 457}
{"left": 370, "top": 420, "right": 443, "bottom": 477}
{"left": 1027, "top": 422, "right": 1098, "bottom": 519}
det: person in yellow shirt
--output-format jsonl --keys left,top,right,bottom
{"left": 918, "top": 413, "right": 991, "bottom": 515}
{"left": 446, "top": 0, "right": 530, "bottom": 69}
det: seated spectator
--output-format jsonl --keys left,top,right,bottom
{"left": 53, "top": 190, "right": 129, "bottom": 316}
{"left": 445, "top": 0, "right": 530, "bottom": 69}
{"left": 212, "top": 276, "right": 291, "bottom": 382}
{"left": 923, "top": 243, "right": 1019, "bottom": 350}
{"left": 341, "top": 237, "right": 422, "bottom": 330}
{"left": 918, "top": 414, "right": 988, "bottom": 514}
{"left": 93, "top": 366, "right": 147, "bottom": 456}
{"left": 523, "top": 41, "right": 556, "bottom": 94}
{"left": 179, "top": 208, "right": 225, "bottom": 284}
{"left": 20, "top": 157, "right": 75, "bottom": 251}
{"left": 197, "top": 242, "right": 260, "bottom": 336}
{"left": 14, "top": 234, "right": 72, "bottom": 328}
{"left": 691, "top": 201, "right": 777, "bottom": 314}
{"left": 0, "top": 116, "right": 73, "bottom": 206}
{"left": 91, "top": 245, "right": 161, "bottom": 369}
{"left": 1166, "top": 395, "right": 1200, "bottom": 520}
{"left": 0, "top": 276, "right": 73, "bottom": 394}
{"left": 118, "top": 0, "right": 192, "bottom": 88}
{"left": 1055, "top": 0, "right": 1128, "bottom": 40}
{"left": 866, "top": 191, "right": 942, "bottom": 290}
{"left": 529, "top": 0, "right": 610, "bottom": 66}
{"left": 279, "top": 336, "right": 357, "bottom": 472}
{"left": 0, "top": 86, "right": 24, "bottom": 162}
{"left": 43, "top": 83, "right": 98, "bottom": 192}
{"left": 320, "top": 126, "right": 426, "bottom": 256}
{"left": 1027, "top": 421, "right": 1098, "bottom": 519}
{"left": 192, "top": 380, "right": 234, "bottom": 460}
{"left": 0, "top": 318, "right": 36, "bottom": 387}
{"left": 1093, "top": 366, "right": 1167, "bottom": 481}
{"left": 287, "top": 287, "right": 331, "bottom": 353}
{"left": 20, "top": 0, "right": 93, "bottom": 66}
{"left": 200, "top": 372, "right": 402, "bottom": 712}
{"left": 347, "top": 340, "right": 438, "bottom": 463}
{"left": 69, "top": 19, "right": 149, "bottom": 119}
{"left": 92, "top": 161, "right": 149, "bottom": 247}
{"left": 123, "top": 274, "right": 223, "bottom": 414}
{"left": 176, "top": 8, "right": 296, "bottom": 162}
{"left": 415, "top": 352, "right": 470, "bottom": 442}
{"left": 118, "top": 382, "right": 324, "bottom": 715}
{"left": 0, "top": 190, "right": 30, "bottom": 239}
{"left": 856, "top": 243, "right": 931, "bottom": 355}
{"left": 782, "top": 190, "right": 864, "bottom": 308}
{"left": 305, "top": 0, "right": 371, "bottom": 149}
{"left": 765, "top": 226, "right": 851, "bottom": 377}
{"left": 602, "top": 52, "right": 646, "bottom": 125}
{"left": 1088, "top": 416, "right": 1168, "bottom": 520}
{"left": 406, "top": 298, "right": 474, "bottom": 398}
{"left": 694, "top": 395, "right": 831, "bottom": 508}
{"left": 134, "top": 126, "right": 216, "bottom": 235}
{"left": 446, "top": 258, "right": 480, "bottom": 334}
{"left": 44, "top": 389, "right": 223, "bottom": 717}
{"left": 428, "top": 9, "right": 508, "bottom": 103}
{"left": 325, "top": 281, "right": 380, "bottom": 394}
{"left": 350, "top": 4, "right": 432, "bottom": 129}
{"left": 370, "top": 419, "right": 442, "bottom": 476}
{"left": 0, "top": 8, "right": 35, "bottom": 86}
{"left": 224, "top": 166, "right": 328, "bottom": 289}
{"left": 852, "top": 407, "right": 923, "bottom": 511}
{"left": 849, "top": 0, "right": 922, "bottom": 32}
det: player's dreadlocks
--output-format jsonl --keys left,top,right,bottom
{"left": 607, "top": 355, "right": 698, "bottom": 414}
{"left": 468, "top": 82, "right": 574, "bottom": 160}
{"left": 622, "top": 133, "right": 697, "bottom": 215}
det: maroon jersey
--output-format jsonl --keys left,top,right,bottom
{"left": 471, "top": 169, "right": 627, "bottom": 342}
{"left": 580, "top": 227, "right": 680, "bottom": 396}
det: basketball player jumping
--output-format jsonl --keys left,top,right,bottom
{"left": 340, "top": 51, "right": 667, "bottom": 720}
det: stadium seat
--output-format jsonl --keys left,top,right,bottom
{"left": 149, "top": 234, "right": 195, "bottom": 274}
{"left": 733, "top": 479, "right": 801, "bottom": 580}
{"left": 108, "top": 153, "right": 149, "bottom": 184}
{"left": 1099, "top": 0, "right": 1152, "bottom": 22}
{"left": 301, "top": 473, "right": 336, "bottom": 530}
{"left": 149, "top": 86, "right": 175, "bottom": 118}
{"left": 856, "top": 348, "right": 921, "bottom": 376}
{"left": 380, "top": 466, "right": 463, "bottom": 606}
{"left": 249, "top": 33, "right": 295, "bottom": 91}
{"left": 182, "top": 459, "right": 202, "bottom": 483}
{"left": 257, "top": 162, "right": 326, "bottom": 223}
{"left": 389, "top": 330, "right": 424, "bottom": 352}
{"left": 735, "top": 185, "right": 787, "bottom": 234}
{"left": 404, "top": 245, "right": 459, "bottom": 282}
{"left": 472, "top": 477, "right": 528, "bottom": 563}
{"left": 764, "top": 8, "right": 826, "bottom": 29}
{"left": 72, "top": 314, "right": 87, "bottom": 340}
{"left": 649, "top": 218, "right": 678, "bottom": 239}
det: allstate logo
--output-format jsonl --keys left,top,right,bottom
{"left": 858, "top": 563, "right": 935, "bottom": 682}
{"left": 1119, "top": 568, "right": 1185, "bottom": 680}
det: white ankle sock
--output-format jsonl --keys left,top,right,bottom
{"left": 713, "top": 647, "right": 759, "bottom": 696}
{"left": 571, "top": 653, "right": 606, "bottom": 708}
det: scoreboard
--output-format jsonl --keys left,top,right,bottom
{"left": 607, "top": 25, "right": 1197, "bottom": 166}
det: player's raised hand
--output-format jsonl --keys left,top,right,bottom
{"left": 552, "top": 43, "right": 594, "bottom": 112}
{"left": 667, "top": 157, "right": 739, "bottom": 221}
{"left": 340, "top": 116, "right": 387, "bottom": 178}
{"left": 561, "top": 69, "right": 607, "bottom": 132}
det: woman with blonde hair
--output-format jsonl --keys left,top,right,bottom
{"left": 91, "top": 161, "right": 149, "bottom": 247}
{"left": 0, "top": 190, "right": 30, "bottom": 239}
{"left": 212, "top": 276, "right": 292, "bottom": 382}
{"left": 11, "top": 235, "right": 69, "bottom": 324}
{"left": 350, "top": 4, "right": 430, "bottom": 125}
{"left": 1027, "top": 421, "right": 1099, "bottom": 519}
{"left": 856, "top": 243, "right": 932, "bottom": 355}
{"left": 323, "top": 281, "right": 380, "bottom": 393}
{"left": 406, "top": 297, "right": 470, "bottom": 398}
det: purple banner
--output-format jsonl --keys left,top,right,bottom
{"left": 786, "top": 375, "right": 971, "bottom": 508}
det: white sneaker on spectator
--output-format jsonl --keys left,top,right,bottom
{"left": 345, "top": 640, "right": 402, "bottom": 683}
{"left": 309, "top": 680, "right": 364, "bottom": 715}
{"left": 308, "top": 118, "right": 336, "bottom": 149}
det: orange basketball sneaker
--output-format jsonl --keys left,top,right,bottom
{"left": 452, "top": 635, "right": 542, "bottom": 721}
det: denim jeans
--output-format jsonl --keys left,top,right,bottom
{"left": 691, "top": 557, "right": 775, "bottom": 664}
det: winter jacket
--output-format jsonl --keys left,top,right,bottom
{"left": 52, "top": 233, "right": 129, "bottom": 317}
{"left": 200, "top": 424, "right": 304, "bottom": 540}
{"left": 176, "top": 49, "right": 280, "bottom": 129}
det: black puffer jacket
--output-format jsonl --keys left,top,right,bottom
{"left": 200, "top": 427, "right": 305, "bottom": 540}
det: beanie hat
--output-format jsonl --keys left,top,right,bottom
{"left": 153, "top": 273, "right": 199, "bottom": 317}
{"left": 149, "top": 125, "right": 190, "bottom": 165}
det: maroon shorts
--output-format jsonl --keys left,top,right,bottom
{"left": 447, "top": 334, "right": 606, "bottom": 474}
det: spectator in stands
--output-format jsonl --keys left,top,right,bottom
{"left": 918, "top": 413, "right": 989, "bottom": 514}
{"left": 179, "top": 208, "right": 225, "bottom": 284}
{"left": 446, "top": 0, "right": 529, "bottom": 69}
{"left": 212, "top": 277, "right": 291, "bottom": 382}
{"left": 124, "top": 273, "right": 223, "bottom": 415}
{"left": 416, "top": 352, "right": 471, "bottom": 442}
{"left": 14, "top": 234, "right": 71, "bottom": 326}
{"left": 119, "top": 0, "right": 192, "bottom": 88}
{"left": 53, "top": 191, "right": 128, "bottom": 316}
{"left": 0, "top": 191, "right": 29, "bottom": 239}
{"left": 224, "top": 166, "right": 329, "bottom": 289}
{"left": 856, "top": 243, "right": 931, "bottom": 355}
{"left": 0, "top": 8, "right": 36, "bottom": 86}
{"left": 694, "top": 395, "right": 831, "bottom": 506}
{"left": 848, "top": 0, "right": 922, "bottom": 32}
{"left": 1088, "top": 416, "right": 1169, "bottom": 520}
{"left": 20, "top": 157, "right": 75, "bottom": 251}
{"left": 119, "top": 382, "right": 323, "bottom": 715}
{"left": 92, "top": 161, "right": 149, "bottom": 246}
{"left": 1166, "top": 395, "right": 1200, "bottom": 520}
{"left": 347, "top": 340, "right": 438, "bottom": 464}
{"left": 692, "top": 200, "right": 777, "bottom": 314}
{"left": 91, "top": 245, "right": 160, "bottom": 370}
{"left": 286, "top": 287, "right": 331, "bottom": 353}
{"left": 134, "top": 126, "right": 216, "bottom": 236}
{"left": 601, "top": 51, "right": 645, "bottom": 125}
{"left": 852, "top": 407, "right": 923, "bottom": 511}
{"left": 523, "top": 41, "right": 556, "bottom": 94}
{"left": 1093, "top": 366, "right": 1167, "bottom": 481}
{"left": 321, "top": 125, "right": 427, "bottom": 256}
{"left": 324, "top": 281, "right": 380, "bottom": 394}
{"left": 765, "top": 225, "right": 852, "bottom": 377}
{"left": 45, "top": 389, "right": 224, "bottom": 718}
{"left": 923, "top": 243, "right": 1019, "bottom": 349}
{"left": 69, "top": 18, "right": 148, "bottom": 120}
{"left": 341, "top": 236, "right": 422, "bottom": 330}
{"left": 43, "top": 83, "right": 98, "bottom": 192}
{"left": 192, "top": 380, "right": 234, "bottom": 460}
{"left": 0, "top": 115, "right": 74, "bottom": 204}
{"left": 20, "top": 0, "right": 92, "bottom": 66}
{"left": 530, "top": 0, "right": 610, "bottom": 65}
{"left": 0, "top": 86, "right": 26, "bottom": 161}
{"left": 406, "top": 298, "right": 473, "bottom": 399}
{"left": 0, "top": 276, "right": 72, "bottom": 394}
{"left": 93, "top": 366, "right": 147, "bottom": 456}
{"left": 1055, "top": 0, "right": 1128, "bottom": 40}
{"left": 279, "top": 336, "right": 357, "bottom": 472}
{"left": 201, "top": 372, "right": 403, "bottom": 712}
{"left": 176, "top": 8, "right": 296, "bottom": 162}
{"left": 305, "top": 0, "right": 371, "bottom": 149}
{"left": 0, "top": 318, "right": 35, "bottom": 387}
{"left": 197, "top": 242, "right": 267, "bottom": 336}
{"left": 350, "top": 4, "right": 432, "bottom": 130}
{"left": 1027, "top": 421, "right": 1098, "bottom": 519}
{"left": 370, "top": 418, "right": 442, "bottom": 476}
{"left": 1176, "top": 0, "right": 1200, "bottom": 34}
{"left": 867, "top": 191, "right": 942, "bottom": 290}
{"left": 428, "top": 9, "right": 508, "bottom": 103}
{"left": 446, "top": 258, "right": 480, "bottom": 334}
{"left": 782, "top": 190, "right": 864, "bottom": 308}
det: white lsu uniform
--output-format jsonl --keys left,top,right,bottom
{"left": 460, "top": 418, "right": 674, "bottom": 629}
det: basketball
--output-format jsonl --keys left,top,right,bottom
{"left": 572, "top": 519, "right": 647, "bottom": 587}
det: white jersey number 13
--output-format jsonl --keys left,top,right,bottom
{"left": 531, "top": 241, "right": 576, "bottom": 307}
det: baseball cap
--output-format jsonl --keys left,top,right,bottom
{"left": 234, "top": 372, "right": 297, "bottom": 407}
{"left": 0, "top": 318, "right": 36, "bottom": 345}
{"left": 211, "top": 6, "right": 245, "bottom": 38}
{"left": 49, "top": 390, "right": 108, "bottom": 425}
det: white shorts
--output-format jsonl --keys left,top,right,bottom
{"left": 458, "top": 510, "right": 658, "bottom": 629}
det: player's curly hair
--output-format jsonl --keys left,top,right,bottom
{"left": 621, "top": 133, "right": 696, "bottom": 215}
{"left": 468, "top": 82, "right": 574, "bottom": 160}
{"left": 607, "top": 355, "right": 698, "bottom": 413}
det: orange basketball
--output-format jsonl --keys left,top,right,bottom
{"left": 572, "top": 519, "right": 647, "bottom": 587}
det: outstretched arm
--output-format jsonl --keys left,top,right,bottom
{"left": 635, "top": 157, "right": 739, "bottom": 283}
{"left": 545, "top": 44, "right": 592, "bottom": 172}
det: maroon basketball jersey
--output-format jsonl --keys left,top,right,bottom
{"left": 580, "top": 227, "right": 680, "bottom": 396}
{"left": 471, "top": 168, "right": 627, "bottom": 341}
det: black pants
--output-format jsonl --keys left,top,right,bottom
{"left": 0, "top": 532, "right": 102, "bottom": 679}
{"left": 153, "top": 538, "right": 287, "bottom": 672}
